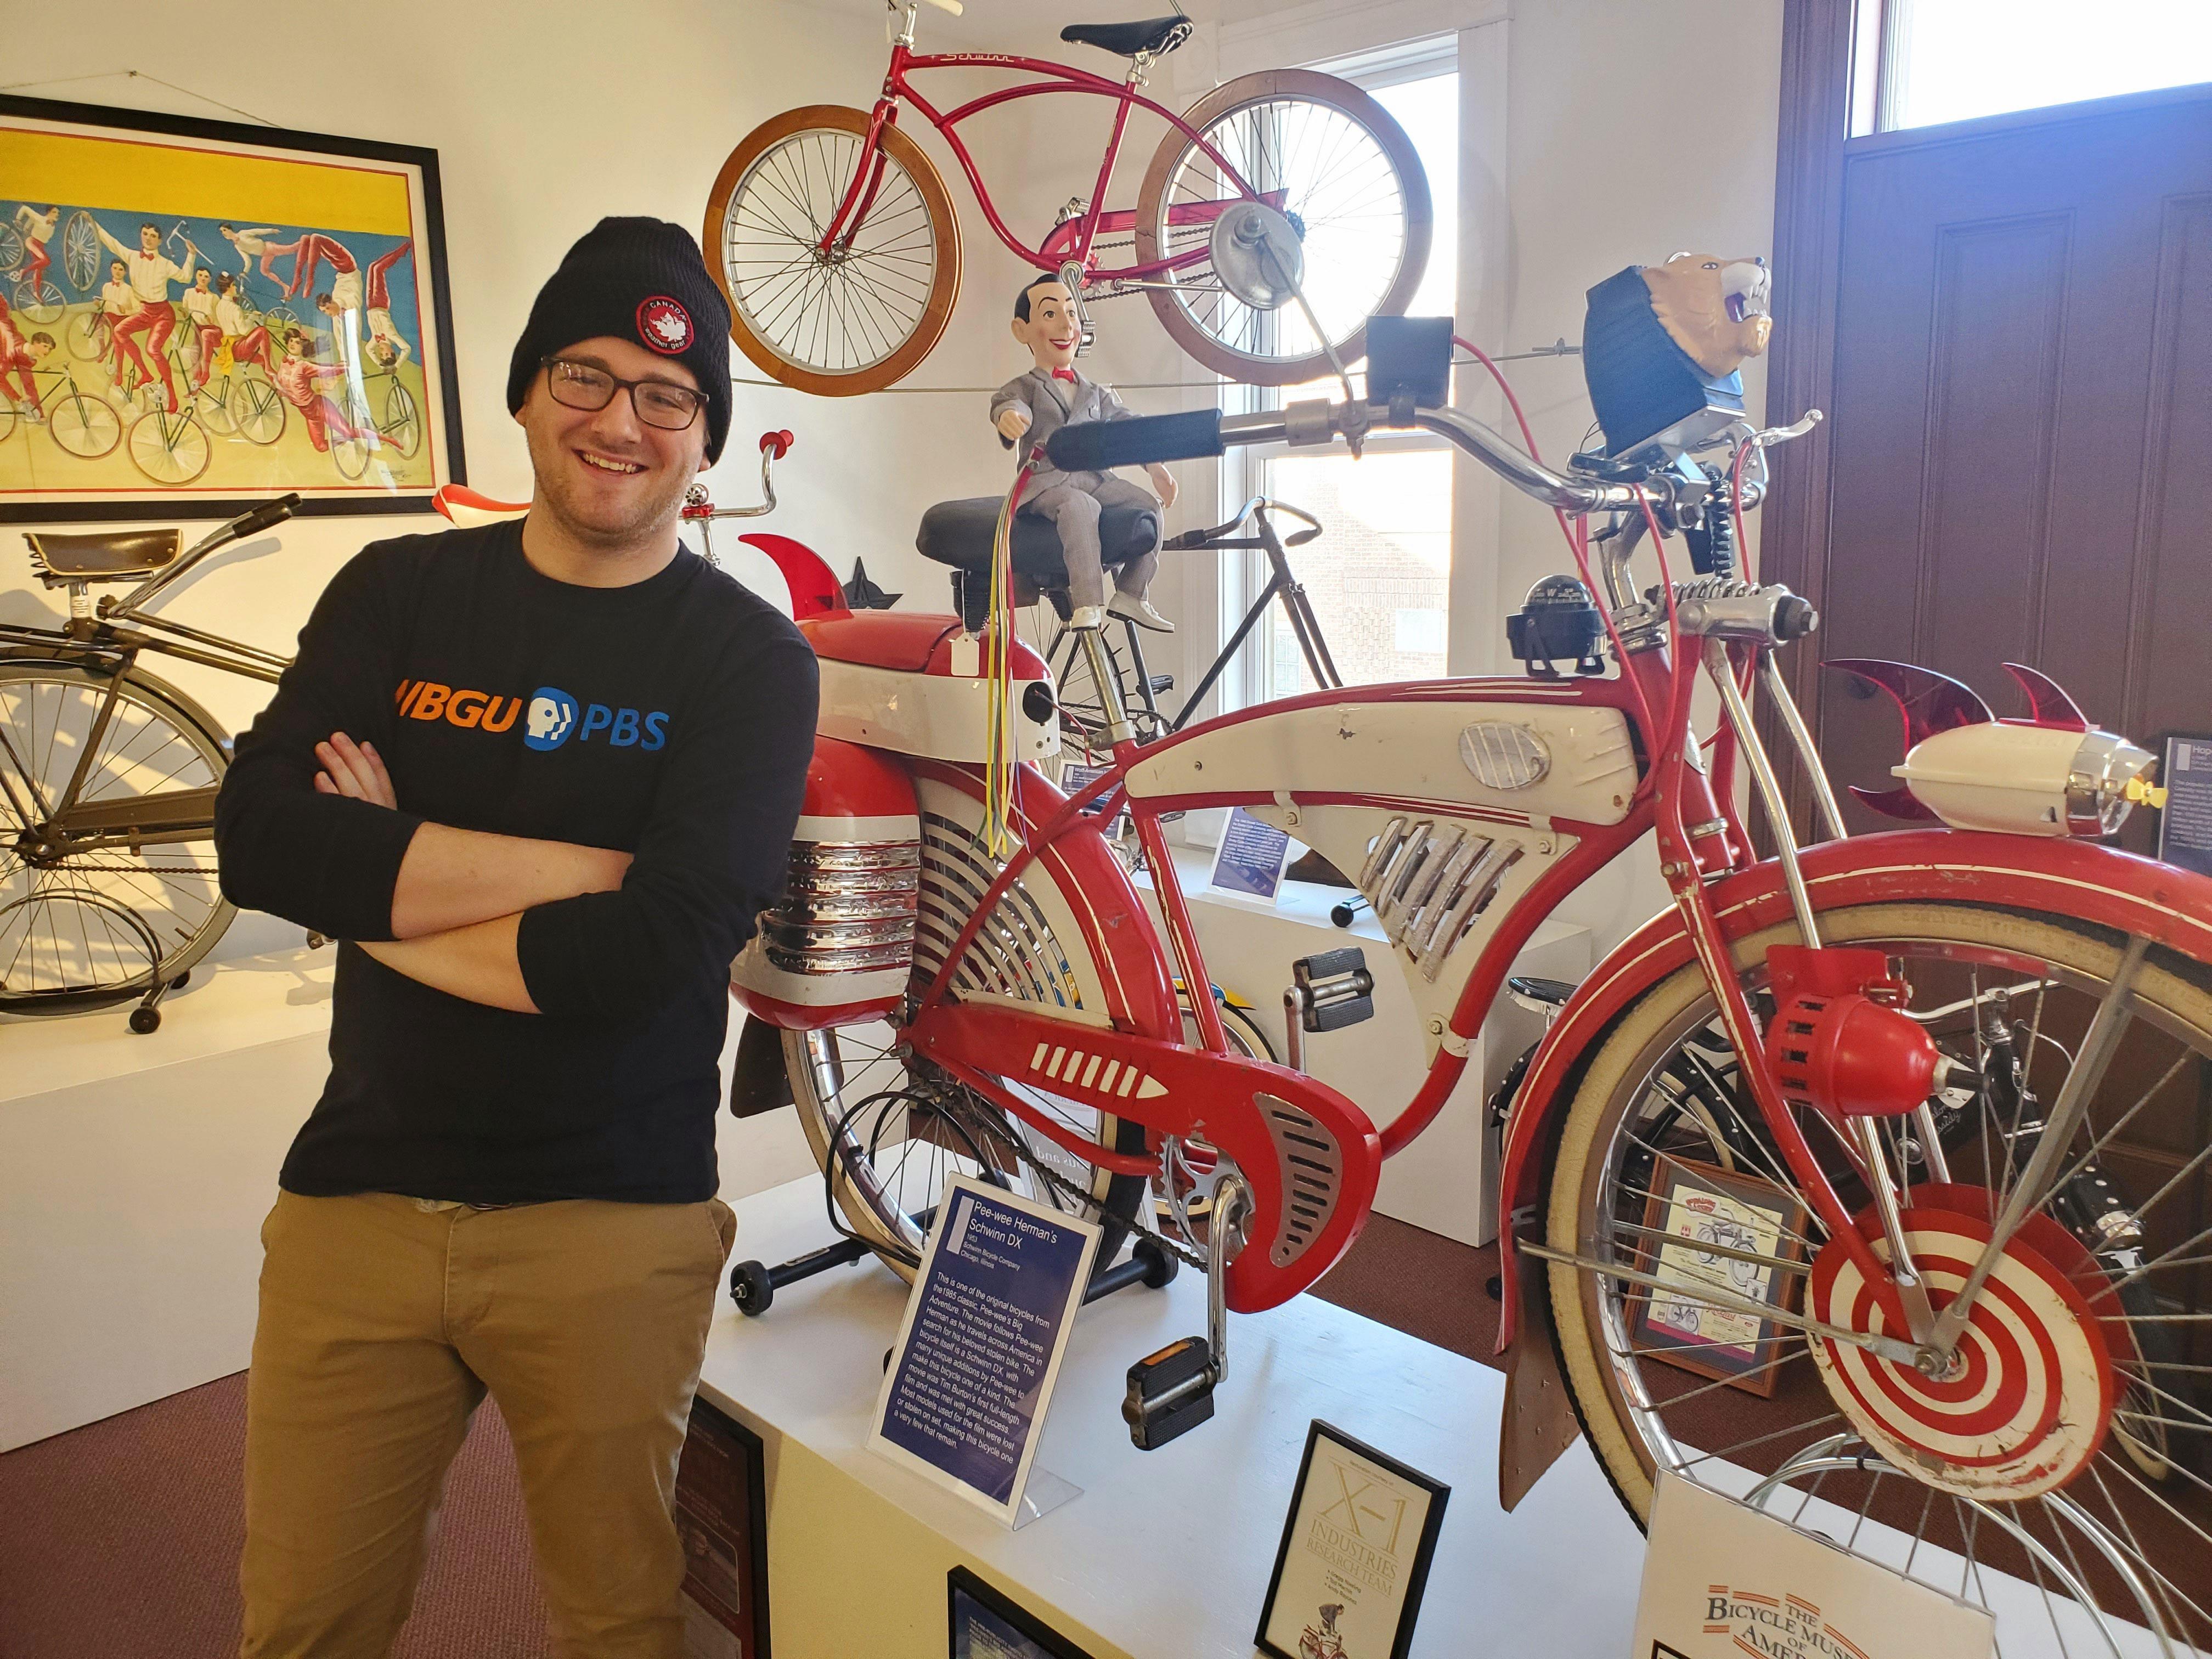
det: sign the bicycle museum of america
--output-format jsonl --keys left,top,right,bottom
{"left": 1, "top": 95, "right": 462, "bottom": 520}
{"left": 1632, "top": 1474, "right": 1993, "bottom": 1659}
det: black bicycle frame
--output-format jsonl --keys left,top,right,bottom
{"left": 1047, "top": 498, "right": 1342, "bottom": 744}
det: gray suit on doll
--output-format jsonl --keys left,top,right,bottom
{"left": 989, "top": 367, "right": 1162, "bottom": 612}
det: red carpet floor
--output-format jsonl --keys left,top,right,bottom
{"left": 0, "top": 1215, "right": 1494, "bottom": 1657}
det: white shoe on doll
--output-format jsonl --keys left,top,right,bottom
{"left": 1067, "top": 603, "right": 1108, "bottom": 630}
{"left": 1107, "top": 591, "right": 1175, "bottom": 633}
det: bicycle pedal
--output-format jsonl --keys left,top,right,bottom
{"left": 1122, "top": 1334, "right": 1215, "bottom": 1451}
{"left": 1146, "top": 672, "right": 1174, "bottom": 693}
{"left": 1291, "top": 947, "right": 1375, "bottom": 1032}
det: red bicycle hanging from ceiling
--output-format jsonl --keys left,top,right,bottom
{"left": 702, "top": 1, "right": 1432, "bottom": 396}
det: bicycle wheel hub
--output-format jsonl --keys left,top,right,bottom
{"left": 1209, "top": 201, "right": 1305, "bottom": 312}
{"left": 1807, "top": 1204, "right": 2115, "bottom": 1499}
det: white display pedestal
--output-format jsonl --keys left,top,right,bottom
{"left": 703, "top": 1180, "right": 2152, "bottom": 1659}
{"left": 0, "top": 950, "right": 818, "bottom": 1451}
{"left": 697, "top": 1176, "right": 1648, "bottom": 1659}
{"left": 1, "top": 946, "right": 337, "bottom": 1451}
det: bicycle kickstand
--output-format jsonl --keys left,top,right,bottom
{"left": 128, "top": 966, "right": 186, "bottom": 1035}
{"left": 1121, "top": 1171, "right": 1250, "bottom": 1451}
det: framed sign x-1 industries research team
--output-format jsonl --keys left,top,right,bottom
{"left": 1255, "top": 1420, "right": 1449, "bottom": 1659}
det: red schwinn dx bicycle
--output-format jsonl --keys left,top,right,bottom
{"left": 703, "top": 1, "right": 1430, "bottom": 396}
{"left": 730, "top": 382, "right": 2208, "bottom": 1651}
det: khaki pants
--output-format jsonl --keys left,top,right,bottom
{"left": 1020, "top": 473, "right": 1163, "bottom": 611}
{"left": 240, "top": 1190, "right": 737, "bottom": 1658}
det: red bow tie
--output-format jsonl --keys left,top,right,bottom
{"left": 1051, "top": 367, "right": 1076, "bottom": 382}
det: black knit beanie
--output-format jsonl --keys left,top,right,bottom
{"left": 506, "top": 217, "right": 733, "bottom": 462}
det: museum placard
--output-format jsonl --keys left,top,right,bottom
{"left": 869, "top": 1174, "right": 1101, "bottom": 1526}
{"left": 1630, "top": 1472, "right": 1994, "bottom": 1659}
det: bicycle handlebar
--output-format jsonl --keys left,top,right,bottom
{"left": 681, "top": 432, "right": 794, "bottom": 522}
{"left": 107, "top": 492, "right": 303, "bottom": 626}
{"left": 1164, "top": 495, "right": 1324, "bottom": 554}
{"left": 229, "top": 493, "right": 302, "bottom": 541}
{"left": 1045, "top": 399, "right": 1721, "bottom": 517}
{"left": 1044, "top": 409, "right": 1225, "bottom": 471}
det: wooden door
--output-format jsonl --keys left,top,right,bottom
{"left": 1791, "top": 83, "right": 2212, "bottom": 845}
{"left": 1765, "top": 64, "right": 2212, "bottom": 1398}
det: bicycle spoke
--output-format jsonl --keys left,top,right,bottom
{"left": 1901, "top": 1480, "right": 1940, "bottom": 1581}
{"left": 2002, "top": 975, "right": 2055, "bottom": 1210}
{"left": 1673, "top": 1411, "right": 1844, "bottom": 1474}
{"left": 2081, "top": 1458, "right": 2210, "bottom": 1635}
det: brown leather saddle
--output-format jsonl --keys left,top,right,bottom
{"left": 22, "top": 529, "right": 182, "bottom": 588}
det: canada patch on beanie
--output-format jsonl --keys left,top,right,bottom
{"left": 506, "top": 217, "right": 733, "bottom": 461}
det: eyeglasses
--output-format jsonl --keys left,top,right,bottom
{"left": 540, "top": 356, "right": 708, "bottom": 432}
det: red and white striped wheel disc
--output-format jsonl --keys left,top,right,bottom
{"left": 1807, "top": 1206, "right": 2114, "bottom": 1500}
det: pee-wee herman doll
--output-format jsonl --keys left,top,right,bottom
{"left": 989, "top": 275, "right": 1178, "bottom": 633}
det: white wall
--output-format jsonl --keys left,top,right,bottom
{"left": 1, "top": 0, "right": 1087, "bottom": 955}
{"left": 1487, "top": 1, "right": 1784, "bottom": 951}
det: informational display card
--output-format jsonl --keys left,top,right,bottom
{"left": 2158, "top": 736, "right": 2212, "bottom": 878}
{"left": 949, "top": 1566, "right": 1102, "bottom": 1659}
{"left": 870, "top": 1175, "right": 1101, "bottom": 1526}
{"left": 1059, "top": 762, "right": 1115, "bottom": 817}
{"left": 1208, "top": 806, "right": 1294, "bottom": 902}
{"left": 1630, "top": 1472, "right": 1994, "bottom": 1659}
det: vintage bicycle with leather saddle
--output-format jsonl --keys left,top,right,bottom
{"left": 2, "top": 496, "right": 300, "bottom": 1031}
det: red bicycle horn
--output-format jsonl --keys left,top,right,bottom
{"left": 1762, "top": 945, "right": 1945, "bottom": 1120}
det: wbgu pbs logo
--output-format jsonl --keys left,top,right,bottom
{"left": 523, "top": 685, "right": 670, "bottom": 753}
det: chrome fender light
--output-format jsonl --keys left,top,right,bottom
{"left": 1895, "top": 724, "right": 2157, "bottom": 838}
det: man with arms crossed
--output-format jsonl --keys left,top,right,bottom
{"left": 215, "top": 218, "right": 817, "bottom": 1658}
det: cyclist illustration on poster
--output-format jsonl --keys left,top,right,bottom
{"left": 0, "top": 99, "right": 459, "bottom": 517}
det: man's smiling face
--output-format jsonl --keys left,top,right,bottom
{"left": 1012, "top": 281, "right": 1080, "bottom": 373}
{"left": 515, "top": 334, "right": 707, "bottom": 552}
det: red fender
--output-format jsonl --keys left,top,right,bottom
{"left": 1493, "top": 830, "right": 2212, "bottom": 1353}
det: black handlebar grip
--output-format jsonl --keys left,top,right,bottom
{"left": 1045, "top": 409, "right": 1223, "bottom": 472}
{"left": 233, "top": 492, "right": 302, "bottom": 538}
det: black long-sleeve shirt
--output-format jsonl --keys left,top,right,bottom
{"left": 214, "top": 518, "right": 818, "bottom": 1204}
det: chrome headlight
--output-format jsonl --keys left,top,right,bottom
{"left": 2065, "top": 730, "right": 2158, "bottom": 837}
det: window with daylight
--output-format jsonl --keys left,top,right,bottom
{"left": 1216, "top": 45, "right": 1458, "bottom": 710}
{"left": 1871, "top": 0, "right": 2212, "bottom": 132}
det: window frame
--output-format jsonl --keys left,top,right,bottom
{"left": 1863, "top": 0, "right": 2212, "bottom": 134}
{"left": 1214, "top": 41, "right": 1460, "bottom": 713}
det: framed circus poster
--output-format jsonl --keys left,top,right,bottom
{"left": 0, "top": 94, "right": 465, "bottom": 521}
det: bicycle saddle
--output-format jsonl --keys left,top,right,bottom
{"left": 1060, "top": 16, "right": 1192, "bottom": 58}
{"left": 916, "top": 497, "right": 1158, "bottom": 583}
{"left": 24, "top": 529, "right": 182, "bottom": 586}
